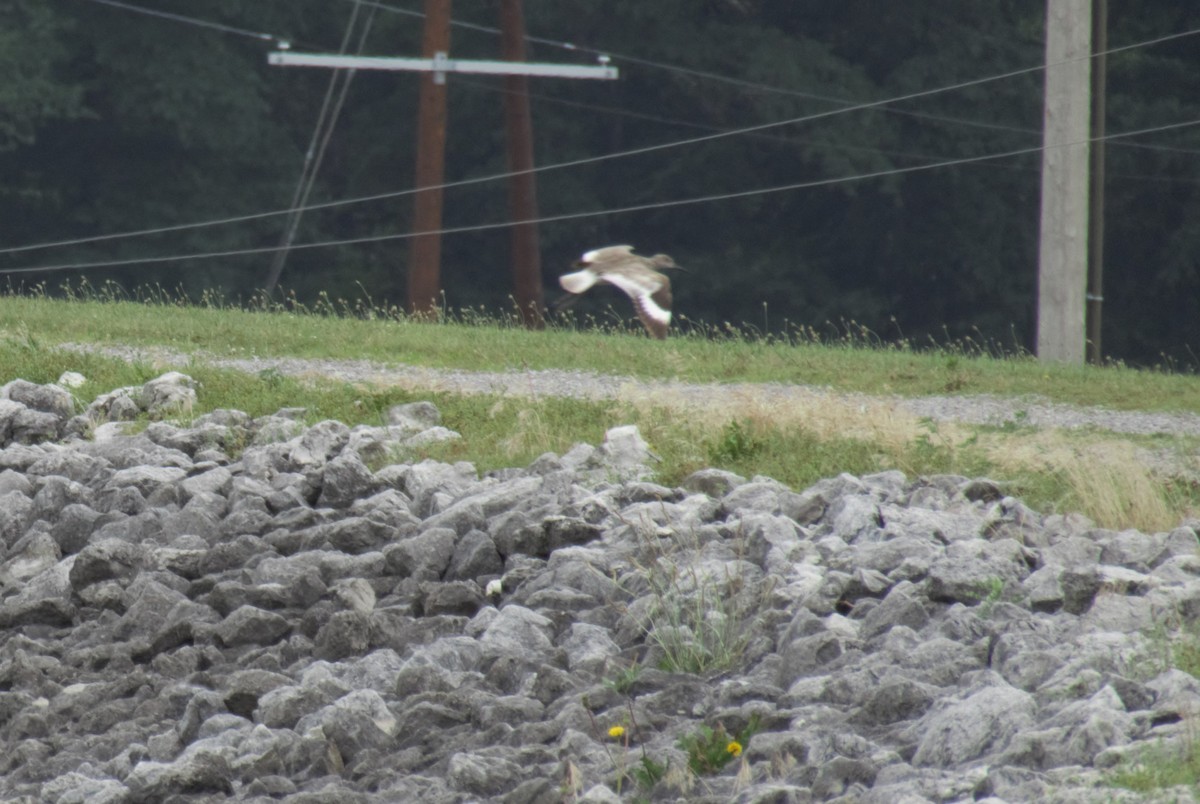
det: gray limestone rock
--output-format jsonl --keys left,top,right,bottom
{"left": 0, "top": 373, "right": 1197, "bottom": 803}
{"left": 912, "top": 682, "right": 1037, "bottom": 767}
{"left": 383, "top": 527, "right": 456, "bottom": 581}
{"left": 215, "top": 605, "right": 292, "bottom": 648}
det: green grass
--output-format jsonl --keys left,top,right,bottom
{"left": 2, "top": 284, "right": 1200, "bottom": 529}
{"left": 1110, "top": 741, "right": 1200, "bottom": 797}
{"left": 4, "top": 280, "right": 1200, "bottom": 412}
{"left": 1106, "top": 618, "right": 1200, "bottom": 797}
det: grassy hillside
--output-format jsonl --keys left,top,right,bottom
{"left": 2, "top": 286, "right": 1199, "bottom": 532}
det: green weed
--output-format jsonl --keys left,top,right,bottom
{"left": 603, "top": 661, "right": 643, "bottom": 696}
{"left": 677, "top": 715, "right": 761, "bottom": 776}
{"left": 1109, "top": 738, "right": 1200, "bottom": 796}
{"left": 1107, "top": 617, "right": 1200, "bottom": 795}
{"left": 974, "top": 577, "right": 1007, "bottom": 619}
{"left": 706, "top": 419, "right": 764, "bottom": 465}
{"left": 633, "top": 538, "right": 764, "bottom": 676}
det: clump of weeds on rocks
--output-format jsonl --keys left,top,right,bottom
{"left": 582, "top": 696, "right": 665, "bottom": 801}
{"left": 1107, "top": 612, "right": 1200, "bottom": 794}
{"left": 630, "top": 524, "right": 768, "bottom": 676}
{"left": 677, "top": 715, "right": 761, "bottom": 776}
{"left": 583, "top": 676, "right": 759, "bottom": 799}
{"left": 603, "top": 659, "right": 643, "bottom": 696}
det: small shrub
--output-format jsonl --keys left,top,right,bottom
{"left": 706, "top": 418, "right": 763, "bottom": 465}
{"left": 604, "top": 661, "right": 643, "bottom": 696}
{"left": 677, "top": 715, "right": 760, "bottom": 776}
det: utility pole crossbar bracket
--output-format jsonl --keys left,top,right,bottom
{"left": 266, "top": 1, "right": 616, "bottom": 321}
{"left": 269, "top": 51, "right": 618, "bottom": 81}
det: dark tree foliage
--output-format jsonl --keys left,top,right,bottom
{"left": 2, "top": 1, "right": 1199, "bottom": 367}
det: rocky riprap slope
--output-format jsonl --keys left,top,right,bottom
{"left": 1, "top": 371, "right": 1199, "bottom": 803}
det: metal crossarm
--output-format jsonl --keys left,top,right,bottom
{"left": 269, "top": 50, "right": 618, "bottom": 84}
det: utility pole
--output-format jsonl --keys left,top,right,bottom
{"left": 408, "top": 0, "right": 452, "bottom": 319}
{"left": 1086, "top": 0, "right": 1107, "bottom": 364}
{"left": 268, "top": 18, "right": 617, "bottom": 322}
{"left": 500, "top": 0, "right": 543, "bottom": 329}
{"left": 1036, "top": 0, "right": 1092, "bottom": 364}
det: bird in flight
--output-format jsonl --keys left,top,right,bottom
{"left": 555, "top": 245, "right": 681, "bottom": 339}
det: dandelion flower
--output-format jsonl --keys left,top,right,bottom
{"left": 726, "top": 741, "right": 743, "bottom": 757}
{"left": 608, "top": 725, "right": 626, "bottom": 740}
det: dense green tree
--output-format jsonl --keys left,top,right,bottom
{"left": 0, "top": 0, "right": 83, "bottom": 152}
{"left": 2, "top": 1, "right": 1199, "bottom": 367}
{"left": 1097, "top": 2, "right": 1200, "bottom": 365}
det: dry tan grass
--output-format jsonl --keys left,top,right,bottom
{"left": 238, "top": 355, "right": 1200, "bottom": 532}
{"left": 980, "top": 431, "right": 1189, "bottom": 532}
{"left": 613, "top": 382, "right": 944, "bottom": 453}
{"left": 614, "top": 382, "right": 1196, "bottom": 531}
{"left": 491, "top": 400, "right": 555, "bottom": 459}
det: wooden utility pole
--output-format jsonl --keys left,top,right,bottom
{"left": 1036, "top": 0, "right": 1092, "bottom": 364}
{"left": 268, "top": 18, "right": 616, "bottom": 320}
{"left": 500, "top": 0, "right": 543, "bottom": 329}
{"left": 1086, "top": 0, "right": 1107, "bottom": 364}
{"left": 408, "top": 0, "right": 453, "bottom": 319}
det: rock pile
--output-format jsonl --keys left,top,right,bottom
{"left": 0, "top": 372, "right": 1198, "bottom": 802}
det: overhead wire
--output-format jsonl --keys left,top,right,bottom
{"left": 343, "top": 0, "right": 1044, "bottom": 140}
{"left": 343, "top": 0, "right": 1200, "bottom": 150}
{"left": 4, "top": 115, "right": 1198, "bottom": 277}
{"left": 82, "top": 0, "right": 1200, "bottom": 157}
{"left": 452, "top": 76, "right": 967, "bottom": 166}
{"left": 80, "top": 0, "right": 298, "bottom": 47}
{"left": 8, "top": 20, "right": 1199, "bottom": 261}
{"left": 0, "top": 57, "right": 1014, "bottom": 261}
{"left": 461, "top": 77, "right": 1200, "bottom": 188}
{"left": 263, "top": 0, "right": 378, "bottom": 293}
{"left": 9, "top": 5, "right": 1200, "bottom": 272}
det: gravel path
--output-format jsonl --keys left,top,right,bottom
{"left": 60, "top": 342, "right": 1200, "bottom": 439}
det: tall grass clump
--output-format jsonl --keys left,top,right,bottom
{"left": 617, "top": 519, "right": 774, "bottom": 677}
{"left": 640, "top": 558, "right": 757, "bottom": 675}
{"left": 982, "top": 434, "right": 1200, "bottom": 533}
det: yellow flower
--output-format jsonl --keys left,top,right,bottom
{"left": 608, "top": 726, "right": 626, "bottom": 740}
{"left": 726, "top": 741, "right": 743, "bottom": 757}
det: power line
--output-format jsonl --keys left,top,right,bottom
{"left": 473, "top": 75, "right": 1200, "bottom": 193}
{"left": 454, "top": 76, "right": 968, "bottom": 166}
{"left": 348, "top": 0, "right": 1042, "bottom": 139}
{"left": 346, "top": 0, "right": 1200, "bottom": 149}
{"left": 80, "top": 0, "right": 1200, "bottom": 156}
{"left": 1112, "top": 139, "right": 1200, "bottom": 157}
{"left": 0, "top": 59, "right": 1015, "bottom": 260}
{"left": 0, "top": 82, "right": 1015, "bottom": 264}
{"left": 82, "top": 0, "right": 1200, "bottom": 159}
{"left": 5, "top": 116, "right": 1197, "bottom": 277}
{"left": 6, "top": 16, "right": 1199, "bottom": 259}
{"left": 488, "top": 79, "right": 1200, "bottom": 186}
{"left": 264, "top": 1, "right": 378, "bottom": 293}
{"left": 80, "top": 0, "right": 293, "bottom": 46}
{"left": 82, "top": 0, "right": 1200, "bottom": 167}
